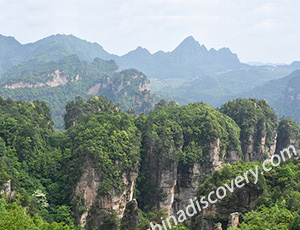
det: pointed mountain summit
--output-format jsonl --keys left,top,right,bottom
{"left": 174, "top": 36, "right": 200, "bottom": 49}
{"left": 117, "top": 46, "right": 153, "bottom": 70}
{"left": 171, "top": 36, "right": 209, "bottom": 62}
{"left": 135, "top": 46, "right": 151, "bottom": 53}
{"left": 123, "top": 46, "right": 152, "bottom": 57}
{"left": 173, "top": 36, "right": 208, "bottom": 55}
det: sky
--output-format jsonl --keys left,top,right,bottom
{"left": 0, "top": 0, "right": 299, "bottom": 64}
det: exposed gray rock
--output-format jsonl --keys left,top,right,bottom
{"left": 73, "top": 160, "right": 138, "bottom": 229}
{"left": 0, "top": 180, "right": 15, "bottom": 199}
{"left": 215, "top": 223, "right": 222, "bottom": 230}
{"left": 227, "top": 212, "right": 239, "bottom": 229}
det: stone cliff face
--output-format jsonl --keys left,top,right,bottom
{"left": 137, "top": 100, "right": 281, "bottom": 230}
{"left": 275, "top": 118, "right": 300, "bottom": 156}
{"left": 174, "top": 139, "right": 242, "bottom": 215}
{"left": 137, "top": 135, "right": 247, "bottom": 229}
{"left": 220, "top": 99, "right": 279, "bottom": 162}
{"left": 241, "top": 128, "right": 277, "bottom": 162}
{"left": 137, "top": 103, "right": 243, "bottom": 218}
{"left": 4, "top": 70, "right": 74, "bottom": 89}
{"left": 73, "top": 160, "right": 138, "bottom": 229}
{"left": 0, "top": 180, "right": 15, "bottom": 200}
{"left": 189, "top": 121, "right": 299, "bottom": 230}
{"left": 86, "top": 70, "right": 154, "bottom": 114}
{"left": 69, "top": 99, "right": 299, "bottom": 229}
{"left": 139, "top": 132, "right": 271, "bottom": 219}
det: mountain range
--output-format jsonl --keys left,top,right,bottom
{"left": 0, "top": 34, "right": 244, "bottom": 77}
{"left": 1, "top": 34, "right": 300, "bottom": 125}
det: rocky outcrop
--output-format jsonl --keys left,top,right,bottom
{"left": 0, "top": 180, "right": 15, "bottom": 199}
{"left": 215, "top": 223, "right": 222, "bottom": 230}
{"left": 242, "top": 129, "right": 277, "bottom": 162}
{"left": 195, "top": 212, "right": 240, "bottom": 230}
{"left": 275, "top": 118, "right": 300, "bottom": 156}
{"left": 87, "top": 72, "right": 150, "bottom": 97}
{"left": 4, "top": 70, "right": 71, "bottom": 89}
{"left": 87, "top": 83, "right": 101, "bottom": 95}
{"left": 138, "top": 79, "right": 150, "bottom": 91}
{"left": 73, "top": 160, "right": 138, "bottom": 229}
{"left": 74, "top": 163, "right": 100, "bottom": 227}
{"left": 158, "top": 161, "right": 178, "bottom": 216}
{"left": 220, "top": 99, "right": 278, "bottom": 163}
{"left": 46, "top": 70, "right": 68, "bottom": 87}
{"left": 227, "top": 212, "right": 239, "bottom": 228}
{"left": 139, "top": 137, "right": 243, "bottom": 218}
{"left": 174, "top": 139, "right": 241, "bottom": 215}
{"left": 4, "top": 81, "right": 37, "bottom": 89}
{"left": 85, "top": 70, "right": 154, "bottom": 114}
{"left": 137, "top": 103, "right": 246, "bottom": 220}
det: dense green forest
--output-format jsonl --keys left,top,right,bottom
{"left": 0, "top": 97, "right": 76, "bottom": 229}
{"left": 193, "top": 159, "right": 300, "bottom": 230}
{"left": 1, "top": 96, "right": 300, "bottom": 230}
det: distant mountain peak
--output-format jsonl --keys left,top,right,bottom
{"left": 0, "top": 34, "right": 21, "bottom": 45}
{"left": 172, "top": 36, "right": 209, "bottom": 57}
{"left": 183, "top": 35, "right": 197, "bottom": 42}
{"left": 218, "top": 47, "right": 232, "bottom": 53}
{"left": 291, "top": 61, "right": 300, "bottom": 69}
{"left": 124, "top": 46, "right": 151, "bottom": 57}
{"left": 176, "top": 36, "right": 200, "bottom": 48}
{"left": 135, "top": 46, "right": 149, "bottom": 52}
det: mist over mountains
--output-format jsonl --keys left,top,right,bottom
{"left": 1, "top": 33, "right": 300, "bottom": 125}
{"left": 115, "top": 36, "right": 244, "bottom": 78}
{"left": 0, "top": 34, "right": 243, "bottom": 77}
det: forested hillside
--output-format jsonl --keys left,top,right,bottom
{"left": 1, "top": 97, "right": 300, "bottom": 229}
{"left": 273, "top": 71, "right": 300, "bottom": 124}
{"left": 0, "top": 97, "right": 75, "bottom": 229}
{"left": 238, "top": 69, "right": 300, "bottom": 105}
{"left": 0, "top": 34, "right": 114, "bottom": 75}
{"left": 192, "top": 159, "right": 300, "bottom": 230}
{"left": 0, "top": 55, "right": 154, "bottom": 129}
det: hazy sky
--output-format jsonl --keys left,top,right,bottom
{"left": 0, "top": 0, "right": 299, "bottom": 63}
